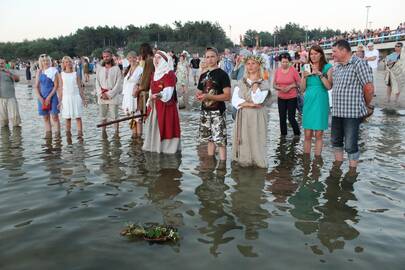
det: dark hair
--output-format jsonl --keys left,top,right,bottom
{"left": 101, "top": 49, "right": 115, "bottom": 66}
{"left": 279, "top": 53, "right": 291, "bottom": 62}
{"left": 139, "top": 43, "right": 153, "bottom": 60}
{"left": 206, "top": 47, "right": 219, "bottom": 56}
{"left": 332, "top": 39, "right": 351, "bottom": 52}
{"left": 396, "top": 42, "right": 403, "bottom": 47}
{"left": 308, "top": 45, "right": 328, "bottom": 73}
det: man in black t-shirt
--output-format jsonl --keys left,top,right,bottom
{"left": 196, "top": 47, "right": 231, "bottom": 162}
{"left": 190, "top": 54, "right": 201, "bottom": 86}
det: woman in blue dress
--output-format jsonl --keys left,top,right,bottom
{"left": 300, "top": 45, "right": 333, "bottom": 157}
{"left": 34, "top": 54, "right": 61, "bottom": 139}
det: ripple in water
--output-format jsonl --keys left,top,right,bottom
{"left": 0, "top": 84, "right": 404, "bottom": 269}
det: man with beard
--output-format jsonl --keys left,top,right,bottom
{"left": 95, "top": 48, "right": 122, "bottom": 136}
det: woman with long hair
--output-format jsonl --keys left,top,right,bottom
{"left": 135, "top": 43, "right": 155, "bottom": 118}
{"left": 34, "top": 54, "right": 61, "bottom": 139}
{"left": 60, "top": 56, "right": 86, "bottom": 139}
{"left": 300, "top": 45, "right": 333, "bottom": 156}
{"left": 122, "top": 51, "right": 143, "bottom": 137}
{"left": 231, "top": 55, "right": 270, "bottom": 168}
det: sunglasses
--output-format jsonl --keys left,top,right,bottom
{"left": 395, "top": 45, "right": 402, "bottom": 48}
{"left": 40, "top": 54, "right": 48, "bottom": 58}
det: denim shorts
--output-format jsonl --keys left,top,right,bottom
{"left": 331, "top": 117, "right": 361, "bottom": 160}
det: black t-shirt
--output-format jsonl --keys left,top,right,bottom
{"left": 190, "top": 58, "right": 200, "bottom": 69}
{"left": 197, "top": 68, "right": 231, "bottom": 113}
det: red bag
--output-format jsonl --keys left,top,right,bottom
{"left": 42, "top": 102, "right": 50, "bottom": 111}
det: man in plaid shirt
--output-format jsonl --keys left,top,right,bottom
{"left": 331, "top": 40, "right": 374, "bottom": 169}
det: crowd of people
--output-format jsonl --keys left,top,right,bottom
{"left": 316, "top": 22, "right": 405, "bottom": 47}
{"left": 1, "top": 32, "right": 405, "bottom": 172}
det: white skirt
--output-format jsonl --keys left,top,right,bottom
{"left": 122, "top": 93, "right": 137, "bottom": 114}
{"left": 62, "top": 94, "right": 83, "bottom": 119}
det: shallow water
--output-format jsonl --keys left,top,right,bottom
{"left": 1, "top": 84, "right": 405, "bottom": 270}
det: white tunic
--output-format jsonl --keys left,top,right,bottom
{"left": 61, "top": 72, "right": 83, "bottom": 119}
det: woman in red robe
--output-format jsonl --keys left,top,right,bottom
{"left": 142, "top": 50, "right": 181, "bottom": 154}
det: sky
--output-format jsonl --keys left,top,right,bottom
{"left": 0, "top": 0, "right": 403, "bottom": 43}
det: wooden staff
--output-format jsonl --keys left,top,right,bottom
{"left": 96, "top": 114, "right": 146, "bottom": 128}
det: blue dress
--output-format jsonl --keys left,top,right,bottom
{"left": 302, "top": 63, "right": 332, "bottom": 130}
{"left": 38, "top": 68, "right": 59, "bottom": 116}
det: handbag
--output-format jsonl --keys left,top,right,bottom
{"left": 42, "top": 101, "right": 51, "bottom": 111}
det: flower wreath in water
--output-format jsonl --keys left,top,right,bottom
{"left": 120, "top": 223, "right": 179, "bottom": 243}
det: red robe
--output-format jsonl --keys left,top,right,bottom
{"left": 149, "top": 71, "right": 181, "bottom": 141}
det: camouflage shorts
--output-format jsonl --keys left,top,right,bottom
{"left": 199, "top": 110, "right": 227, "bottom": 146}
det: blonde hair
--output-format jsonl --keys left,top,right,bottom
{"left": 126, "top": 51, "right": 137, "bottom": 58}
{"left": 61, "top": 56, "right": 73, "bottom": 71}
{"left": 243, "top": 58, "right": 264, "bottom": 80}
{"left": 38, "top": 54, "right": 52, "bottom": 70}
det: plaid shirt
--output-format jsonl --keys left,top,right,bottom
{"left": 332, "top": 56, "right": 373, "bottom": 118}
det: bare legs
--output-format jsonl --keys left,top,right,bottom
{"left": 43, "top": 114, "right": 61, "bottom": 138}
{"left": 304, "top": 129, "right": 324, "bottom": 156}
{"left": 207, "top": 142, "right": 226, "bottom": 161}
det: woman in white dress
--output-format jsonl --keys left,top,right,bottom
{"left": 122, "top": 51, "right": 144, "bottom": 137}
{"left": 175, "top": 54, "right": 190, "bottom": 109}
{"left": 59, "top": 56, "right": 86, "bottom": 138}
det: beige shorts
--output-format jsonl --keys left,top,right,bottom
{"left": 100, "top": 104, "right": 118, "bottom": 120}
{"left": 0, "top": 97, "right": 21, "bottom": 126}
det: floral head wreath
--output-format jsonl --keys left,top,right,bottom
{"left": 242, "top": 55, "right": 265, "bottom": 67}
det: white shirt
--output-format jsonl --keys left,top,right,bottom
{"left": 232, "top": 79, "right": 269, "bottom": 109}
{"left": 365, "top": 49, "right": 379, "bottom": 70}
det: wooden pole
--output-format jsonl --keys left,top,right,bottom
{"left": 96, "top": 114, "right": 146, "bottom": 128}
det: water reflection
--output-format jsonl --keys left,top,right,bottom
{"left": 290, "top": 161, "right": 360, "bottom": 255}
{"left": 143, "top": 152, "right": 184, "bottom": 226}
{"left": 230, "top": 165, "right": 270, "bottom": 257}
{"left": 0, "top": 126, "right": 25, "bottom": 179}
{"left": 60, "top": 141, "right": 90, "bottom": 191}
{"left": 41, "top": 136, "right": 63, "bottom": 185}
{"left": 194, "top": 145, "right": 240, "bottom": 257}
{"left": 267, "top": 137, "right": 300, "bottom": 203}
{"left": 99, "top": 136, "right": 125, "bottom": 182}
{"left": 289, "top": 157, "right": 324, "bottom": 236}
{"left": 316, "top": 165, "right": 359, "bottom": 253}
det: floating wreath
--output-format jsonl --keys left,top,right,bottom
{"left": 120, "top": 223, "right": 179, "bottom": 243}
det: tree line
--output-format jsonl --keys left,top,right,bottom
{"left": 0, "top": 21, "right": 233, "bottom": 60}
{"left": 243, "top": 22, "right": 342, "bottom": 47}
{"left": 0, "top": 21, "right": 344, "bottom": 60}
